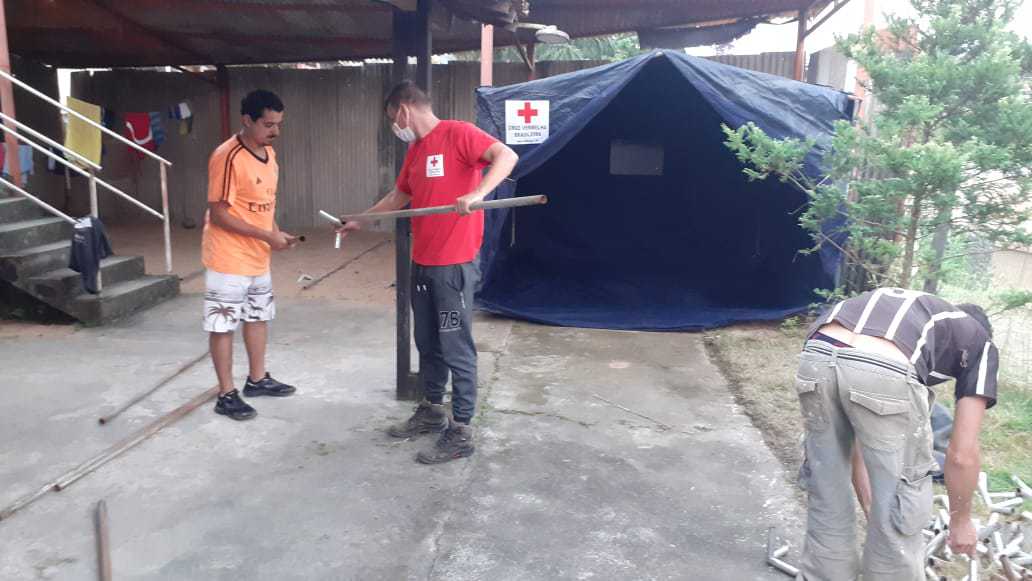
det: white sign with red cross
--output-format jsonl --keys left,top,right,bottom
{"left": 505, "top": 100, "right": 550, "bottom": 145}
{"left": 426, "top": 154, "right": 444, "bottom": 178}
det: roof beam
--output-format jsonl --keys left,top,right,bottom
{"left": 375, "top": 1, "right": 418, "bottom": 11}
{"left": 803, "top": 0, "right": 851, "bottom": 39}
{"left": 524, "top": 0, "right": 818, "bottom": 39}
{"left": 179, "top": 32, "right": 385, "bottom": 50}
{"left": 125, "top": 0, "right": 393, "bottom": 13}
{"left": 88, "top": 0, "right": 215, "bottom": 64}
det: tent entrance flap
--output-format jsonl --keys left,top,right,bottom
{"left": 475, "top": 52, "right": 849, "bottom": 331}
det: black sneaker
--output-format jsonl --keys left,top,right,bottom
{"left": 242, "top": 373, "right": 297, "bottom": 397}
{"left": 214, "top": 389, "right": 257, "bottom": 421}
{"left": 388, "top": 400, "right": 448, "bottom": 438}
{"left": 416, "top": 420, "right": 475, "bottom": 464}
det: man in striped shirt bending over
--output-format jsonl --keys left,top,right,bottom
{"left": 795, "top": 287, "right": 997, "bottom": 581}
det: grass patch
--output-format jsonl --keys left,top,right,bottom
{"left": 703, "top": 323, "right": 808, "bottom": 480}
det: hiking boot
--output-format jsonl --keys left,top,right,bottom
{"left": 242, "top": 372, "right": 297, "bottom": 397}
{"left": 388, "top": 400, "right": 448, "bottom": 438}
{"left": 214, "top": 389, "right": 257, "bottom": 421}
{"left": 416, "top": 421, "right": 475, "bottom": 464}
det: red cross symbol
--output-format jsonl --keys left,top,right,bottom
{"left": 517, "top": 102, "right": 538, "bottom": 124}
{"left": 431, "top": 157, "right": 439, "bottom": 166}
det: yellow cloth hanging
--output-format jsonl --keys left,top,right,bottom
{"left": 64, "top": 97, "right": 102, "bottom": 168}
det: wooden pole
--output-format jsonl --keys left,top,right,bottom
{"left": 794, "top": 5, "right": 809, "bottom": 81}
{"left": 0, "top": 0, "right": 21, "bottom": 188}
{"left": 480, "top": 24, "right": 494, "bottom": 86}
{"left": 95, "top": 500, "right": 112, "bottom": 581}
{"left": 527, "top": 42, "right": 537, "bottom": 81}
{"left": 217, "top": 65, "right": 230, "bottom": 140}
{"left": 338, "top": 195, "right": 547, "bottom": 223}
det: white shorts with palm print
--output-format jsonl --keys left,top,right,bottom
{"left": 203, "top": 270, "right": 276, "bottom": 333}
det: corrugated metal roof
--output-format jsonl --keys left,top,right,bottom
{"left": 7, "top": 0, "right": 832, "bottom": 68}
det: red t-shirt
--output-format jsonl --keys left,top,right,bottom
{"left": 396, "top": 120, "right": 499, "bottom": 266}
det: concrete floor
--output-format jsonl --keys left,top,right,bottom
{"left": 0, "top": 291, "right": 804, "bottom": 580}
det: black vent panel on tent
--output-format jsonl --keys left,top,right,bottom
{"left": 610, "top": 140, "right": 664, "bottom": 176}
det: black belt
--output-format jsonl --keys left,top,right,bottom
{"left": 812, "top": 331, "right": 852, "bottom": 348}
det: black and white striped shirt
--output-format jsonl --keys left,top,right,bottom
{"left": 808, "top": 288, "right": 999, "bottom": 407}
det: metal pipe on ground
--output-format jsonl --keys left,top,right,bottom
{"left": 0, "top": 386, "right": 217, "bottom": 521}
{"left": 979, "top": 472, "right": 994, "bottom": 508}
{"left": 926, "top": 529, "right": 948, "bottom": 560}
{"left": 56, "top": 387, "right": 218, "bottom": 491}
{"left": 298, "top": 239, "right": 390, "bottom": 291}
{"left": 766, "top": 527, "right": 800, "bottom": 577}
{"left": 1000, "top": 555, "right": 1021, "bottom": 581}
{"left": 768, "top": 556, "right": 800, "bottom": 577}
{"left": 979, "top": 520, "right": 1003, "bottom": 541}
{"left": 95, "top": 500, "right": 111, "bottom": 581}
{"left": 994, "top": 497, "right": 1025, "bottom": 510}
{"left": 1013, "top": 475, "right": 1032, "bottom": 500}
{"left": 98, "top": 351, "right": 210, "bottom": 424}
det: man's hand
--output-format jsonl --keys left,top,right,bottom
{"left": 948, "top": 516, "right": 977, "bottom": 556}
{"left": 455, "top": 192, "right": 483, "bottom": 216}
{"left": 267, "top": 231, "right": 295, "bottom": 251}
{"left": 944, "top": 396, "right": 988, "bottom": 557}
{"left": 335, "top": 220, "right": 362, "bottom": 239}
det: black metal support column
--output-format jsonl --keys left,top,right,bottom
{"left": 392, "top": 2, "right": 432, "bottom": 401}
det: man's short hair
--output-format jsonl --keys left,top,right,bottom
{"left": 384, "top": 80, "right": 431, "bottom": 114}
{"left": 241, "top": 90, "right": 284, "bottom": 121}
{"left": 956, "top": 303, "right": 993, "bottom": 339}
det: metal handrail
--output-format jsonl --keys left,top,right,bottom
{"left": 0, "top": 176, "right": 75, "bottom": 224}
{"left": 0, "top": 123, "right": 163, "bottom": 220}
{"left": 0, "top": 68, "right": 172, "bottom": 167}
{"left": 0, "top": 69, "right": 174, "bottom": 277}
{"left": 0, "top": 111, "right": 99, "bottom": 171}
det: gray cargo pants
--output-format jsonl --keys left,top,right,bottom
{"left": 795, "top": 340, "right": 938, "bottom": 581}
{"left": 412, "top": 262, "right": 478, "bottom": 424}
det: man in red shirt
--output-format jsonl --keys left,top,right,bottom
{"left": 339, "top": 81, "right": 518, "bottom": 464}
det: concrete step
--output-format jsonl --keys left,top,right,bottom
{"left": 24, "top": 256, "right": 146, "bottom": 304}
{"left": 0, "top": 240, "right": 71, "bottom": 282}
{"left": 0, "top": 197, "right": 48, "bottom": 224}
{"left": 66, "top": 275, "right": 180, "bottom": 325}
{"left": 0, "top": 217, "right": 73, "bottom": 253}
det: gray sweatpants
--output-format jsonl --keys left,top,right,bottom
{"left": 412, "top": 262, "right": 478, "bottom": 424}
{"left": 795, "top": 340, "right": 937, "bottom": 581}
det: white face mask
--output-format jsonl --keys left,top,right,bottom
{"left": 392, "top": 122, "right": 416, "bottom": 143}
{"left": 391, "top": 106, "right": 416, "bottom": 143}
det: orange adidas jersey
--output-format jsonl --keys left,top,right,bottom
{"left": 202, "top": 136, "right": 279, "bottom": 276}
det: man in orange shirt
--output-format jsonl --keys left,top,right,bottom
{"left": 202, "top": 89, "right": 299, "bottom": 421}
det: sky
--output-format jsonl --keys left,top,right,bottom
{"left": 685, "top": 0, "right": 1032, "bottom": 57}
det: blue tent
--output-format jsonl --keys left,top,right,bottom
{"left": 474, "top": 50, "right": 853, "bottom": 331}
